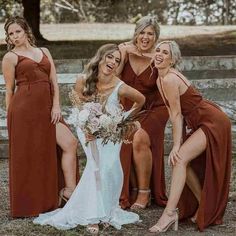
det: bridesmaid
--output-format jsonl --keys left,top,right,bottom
{"left": 117, "top": 16, "right": 169, "bottom": 209}
{"left": 149, "top": 41, "right": 231, "bottom": 232}
{"left": 2, "top": 16, "right": 78, "bottom": 217}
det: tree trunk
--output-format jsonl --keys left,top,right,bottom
{"left": 22, "top": 0, "right": 45, "bottom": 40}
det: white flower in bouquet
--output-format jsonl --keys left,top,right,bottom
{"left": 78, "top": 109, "right": 90, "bottom": 126}
{"left": 99, "top": 114, "right": 113, "bottom": 129}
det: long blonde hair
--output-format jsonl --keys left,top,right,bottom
{"left": 4, "top": 16, "right": 36, "bottom": 51}
{"left": 156, "top": 40, "right": 182, "bottom": 71}
{"left": 83, "top": 44, "right": 120, "bottom": 96}
{"left": 132, "top": 16, "right": 160, "bottom": 48}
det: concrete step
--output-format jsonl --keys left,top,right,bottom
{"left": 1, "top": 101, "right": 235, "bottom": 158}
{"left": 1, "top": 55, "right": 236, "bottom": 74}
{"left": 0, "top": 77, "right": 235, "bottom": 110}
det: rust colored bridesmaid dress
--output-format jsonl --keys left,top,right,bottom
{"left": 7, "top": 50, "right": 75, "bottom": 217}
{"left": 159, "top": 72, "right": 232, "bottom": 231}
{"left": 119, "top": 58, "right": 169, "bottom": 208}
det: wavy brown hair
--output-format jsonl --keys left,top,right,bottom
{"left": 4, "top": 16, "right": 36, "bottom": 51}
{"left": 83, "top": 44, "right": 120, "bottom": 96}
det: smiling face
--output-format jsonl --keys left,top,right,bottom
{"left": 99, "top": 50, "right": 121, "bottom": 76}
{"left": 136, "top": 25, "right": 156, "bottom": 52}
{"left": 7, "top": 23, "right": 28, "bottom": 47}
{"left": 154, "top": 43, "right": 173, "bottom": 69}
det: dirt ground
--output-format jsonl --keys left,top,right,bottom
{"left": 0, "top": 158, "right": 235, "bottom": 236}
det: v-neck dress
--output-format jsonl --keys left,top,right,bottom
{"left": 158, "top": 72, "right": 232, "bottom": 231}
{"left": 119, "top": 58, "right": 169, "bottom": 208}
{"left": 7, "top": 50, "right": 78, "bottom": 217}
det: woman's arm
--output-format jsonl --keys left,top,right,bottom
{"left": 118, "top": 83, "right": 145, "bottom": 117}
{"left": 116, "top": 42, "right": 129, "bottom": 76}
{"left": 41, "top": 47, "right": 61, "bottom": 124}
{"left": 2, "top": 52, "right": 17, "bottom": 111}
{"left": 162, "top": 74, "right": 183, "bottom": 165}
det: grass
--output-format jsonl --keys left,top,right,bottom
{"left": 0, "top": 157, "right": 236, "bottom": 236}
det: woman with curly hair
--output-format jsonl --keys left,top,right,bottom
{"left": 33, "top": 44, "right": 144, "bottom": 234}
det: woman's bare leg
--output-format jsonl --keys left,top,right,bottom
{"left": 56, "top": 123, "right": 77, "bottom": 198}
{"left": 132, "top": 128, "right": 152, "bottom": 207}
{"left": 149, "top": 128, "right": 207, "bottom": 231}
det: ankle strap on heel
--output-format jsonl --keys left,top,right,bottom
{"left": 138, "top": 189, "right": 151, "bottom": 193}
{"left": 165, "top": 208, "right": 179, "bottom": 216}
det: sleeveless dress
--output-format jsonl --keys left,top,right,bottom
{"left": 7, "top": 50, "right": 77, "bottom": 217}
{"left": 120, "top": 58, "right": 169, "bottom": 208}
{"left": 159, "top": 72, "right": 232, "bottom": 231}
{"left": 33, "top": 81, "right": 139, "bottom": 230}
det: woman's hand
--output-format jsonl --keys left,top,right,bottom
{"left": 51, "top": 105, "right": 62, "bottom": 124}
{"left": 168, "top": 145, "right": 182, "bottom": 166}
{"left": 85, "top": 133, "right": 96, "bottom": 142}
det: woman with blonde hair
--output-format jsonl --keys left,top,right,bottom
{"left": 149, "top": 40, "right": 231, "bottom": 232}
{"left": 117, "top": 16, "right": 169, "bottom": 209}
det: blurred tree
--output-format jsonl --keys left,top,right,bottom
{"left": 22, "top": 0, "right": 46, "bottom": 40}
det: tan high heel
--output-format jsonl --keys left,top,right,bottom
{"left": 58, "top": 188, "right": 73, "bottom": 207}
{"left": 149, "top": 208, "right": 179, "bottom": 233}
{"left": 130, "top": 189, "right": 151, "bottom": 210}
{"left": 86, "top": 224, "right": 99, "bottom": 235}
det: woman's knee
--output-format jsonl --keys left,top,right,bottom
{"left": 133, "top": 129, "right": 150, "bottom": 151}
{"left": 62, "top": 136, "right": 78, "bottom": 153}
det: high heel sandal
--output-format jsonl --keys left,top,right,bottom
{"left": 58, "top": 188, "right": 73, "bottom": 207}
{"left": 130, "top": 189, "right": 151, "bottom": 210}
{"left": 190, "top": 208, "right": 199, "bottom": 223}
{"left": 86, "top": 224, "right": 99, "bottom": 235}
{"left": 149, "top": 208, "right": 179, "bottom": 233}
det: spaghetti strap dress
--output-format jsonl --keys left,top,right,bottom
{"left": 7, "top": 49, "right": 78, "bottom": 217}
{"left": 159, "top": 72, "right": 232, "bottom": 231}
{"left": 120, "top": 57, "right": 169, "bottom": 208}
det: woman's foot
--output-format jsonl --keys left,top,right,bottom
{"left": 86, "top": 224, "right": 99, "bottom": 235}
{"left": 130, "top": 189, "right": 151, "bottom": 210}
{"left": 100, "top": 222, "right": 110, "bottom": 230}
{"left": 149, "top": 208, "right": 178, "bottom": 233}
{"left": 190, "top": 208, "right": 199, "bottom": 223}
{"left": 58, "top": 187, "right": 74, "bottom": 207}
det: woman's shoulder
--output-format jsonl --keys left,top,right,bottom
{"left": 39, "top": 47, "right": 51, "bottom": 55}
{"left": 2, "top": 51, "right": 18, "bottom": 65}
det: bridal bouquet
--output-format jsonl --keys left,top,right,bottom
{"left": 69, "top": 89, "right": 140, "bottom": 145}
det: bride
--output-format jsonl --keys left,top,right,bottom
{"left": 33, "top": 44, "right": 145, "bottom": 234}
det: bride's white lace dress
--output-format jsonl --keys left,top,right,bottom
{"left": 33, "top": 81, "right": 139, "bottom": 230}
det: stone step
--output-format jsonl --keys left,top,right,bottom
{"left": 1, "top": 101, "right": 235, "bottom": 158}
{"left": 1, "top": 77, "right": 235, "bottom": 109}
{"left": 1, "top": 55, "right": 236, "bottom": 73}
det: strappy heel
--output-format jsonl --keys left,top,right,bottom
{"left": 190, "top": 208, "right": 199, "bottom": 223}
{"left": 130, "top": 189, "right": 151, "bottom": 210}
{"left": 86, "top": 224, "right": 99, "bottom": 235}
{"left": 149, "top": 208, "right": 179, "bottom": 233}
{"left": 58, "top": 187, "right": 73, "bottom": 207}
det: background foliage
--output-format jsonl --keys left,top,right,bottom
{"left": 0, "top": 0, "right": 235, "bottom": 25}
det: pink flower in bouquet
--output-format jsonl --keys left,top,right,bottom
{"left": 83, "top": 102, "right": 103, "bottom": 118}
